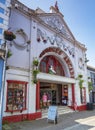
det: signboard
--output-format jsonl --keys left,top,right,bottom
{"left": 47, "top": 106, "right": 58, "bottom": 124}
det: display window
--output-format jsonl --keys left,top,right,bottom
{"left": 40, "top": 55, "right": 65, "bottom": 76}
{"left": 6, "top": 80, "right": 27, "bottom": 113}
{"left": 62, "top": 85, "right": 68, "bottom": 105}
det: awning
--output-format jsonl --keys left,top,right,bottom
{"left": 37, "top": 72, "right": 75, "bottom": 84}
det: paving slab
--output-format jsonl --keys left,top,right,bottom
{"left": 4, "top": 110, "right": 95, "bottom": 130}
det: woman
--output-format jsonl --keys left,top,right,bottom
{"left": 42, "top": 93, "right": 48, "bottom": 109}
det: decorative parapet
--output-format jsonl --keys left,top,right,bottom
{"left": 11, "top": 0, "right": 35, "bottom": 16}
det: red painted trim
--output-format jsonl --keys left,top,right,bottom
{"left": 69, "top": 104, "right": 87, "bottom": 111}
{"left": 6, "top": 80, "right": 28, "bottom": 112}
{"left": 39, "top": 47, "right": 75, "bottom": 78}
{"left": 3, "top": 112, "right": 42, "bottom": 123}
{"left": 7, "top": 80, "right": 28, "bottom": 84}
{"left": 27, "top": 112, "right": 42, "bottom": 120}
{"left": 77, "top": 104, "right": 87, "bottom": 111}
{"left": 36, "top": 81, "right": 40, "bottom": 110}
{"left": 72, "top": 84, "right": 75, "bottom": 105}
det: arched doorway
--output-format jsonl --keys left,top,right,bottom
{"left": 36, "top": 47, "right": 75, "bottom": 110}
{"left": 39, "top": 55, "right": 68, "bottom": 109}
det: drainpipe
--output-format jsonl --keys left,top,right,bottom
{"left": 27, "top": 16, "right": 32, "bottom": 116}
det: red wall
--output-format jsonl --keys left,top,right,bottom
{"left": 3, "top": 112, "right": 42, "bottom": 123}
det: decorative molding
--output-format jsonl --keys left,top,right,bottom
{"left": 40, "top": 16, "right": 73, "bottom": 40}
{"left": 39, "top": 47, "right": 75, "bottom": 78}
{"left": 78, "top": 57, "right": 84, "bottom": 70}
{"left": 8, "top": 28, "right": 31, "bottom": 51}
{"left": 37, "top": 28, "right": 75, "bottom": 57}
{"left": 13, "top": 29, "right": 28, "bottom": 48}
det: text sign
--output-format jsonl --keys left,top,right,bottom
{"left": 48, "top": 106, "right": 58, "bottom": 121}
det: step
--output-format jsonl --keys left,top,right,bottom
{"left": 41, "top": 106, "right": 74, "bottom": 119}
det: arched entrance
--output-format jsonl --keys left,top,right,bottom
{"left": 36, "top": 47, "right": 75, "bottom": 110}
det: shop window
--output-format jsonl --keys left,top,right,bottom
{"left": 62, "top": 85, "right": 68, "bottom": 105}
{"left": 0, "top": 39, "right": 1, "bottom": 44}
{"left": 0, "top": 18, "right": 3, "bottom": 23}
{"left": 40, "top": 55, "right": 65, "bottom": 76}
{"left": 0, "top": 28, "right": 3, "bottom": 34}
{"left": 6, "top": 80, "right": 27, "bottom": 113}
{"left": 92, "top": 92, "right": 95, "bottom": 103}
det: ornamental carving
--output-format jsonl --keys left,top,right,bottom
{"left": 8, "top": 28, "right": 31, "bottom": 51}
{"left": 40, "top": 17, "right": 73, "bottom": 39}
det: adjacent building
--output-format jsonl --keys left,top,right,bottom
{"left": 0, "top": 0, "right": 10, "bottom": 128}
{"left": 87, "top": 65, "right": 95, "bottom": 103}
{"left": 0, "top": 0, "right": 11, "bottom": 45}
{"left": 3, "top": 0, "right": 89, "bottom": 122}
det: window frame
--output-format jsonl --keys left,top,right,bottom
{"left": 40, "top": 55, "right": 65, "bottom": 76}
{"left": 0, "top": 0, "right": 5, "bottom": 4}
{"left": 6, "top": 80, "right": 28, "bottom": 113}
{"left": 0, "top": 17, "right": 3, "bottom": 23}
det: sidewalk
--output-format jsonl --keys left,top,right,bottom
{"left": 4, "top": 110, "right": 95, "bottom": 130}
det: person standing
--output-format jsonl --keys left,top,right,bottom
{"left": 47, "top": 93, "right": 51, "bottom": 107}
{"left": 42, "top": 93, "right": 48, "bottom": 109}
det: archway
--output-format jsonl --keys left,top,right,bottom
{"left": 36, "top": 47, "right": 75, "bottom": 110}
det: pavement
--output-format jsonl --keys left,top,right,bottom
{"left": 4, "top": 109, "right": 95, "bottom": 130}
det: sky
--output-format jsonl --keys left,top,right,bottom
{"left": 19, "top": 0, "right": 95, "bottom": 67}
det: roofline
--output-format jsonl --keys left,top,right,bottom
{"left": 87, "top": 65, "right": 95, "bottom": 71}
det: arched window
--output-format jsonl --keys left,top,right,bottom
{"left": 39, "top": 55, "right": 65, "bottom": 76}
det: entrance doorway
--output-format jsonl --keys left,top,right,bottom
{"left": 40, "top": 83, "right": 68, "bottom": 109}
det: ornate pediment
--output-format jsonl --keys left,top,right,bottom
{"left": 38, "top": 15, "right": 75, "bottom": 40}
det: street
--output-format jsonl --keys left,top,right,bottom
{"left": 7, "top": 110, "right": 95, "bottom": 130}
{"left": 63, "top": 115, "right": 95, "bottom": 130}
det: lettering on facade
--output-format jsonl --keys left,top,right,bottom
{"left": 37, "top": 28, "right": 75, "bottom": 58}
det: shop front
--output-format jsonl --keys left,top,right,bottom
{"left": 40, "top": 83, "right": 68, "bottom": 109}
{"left": 36, "top": 72, "right": 76, "bottom": 110}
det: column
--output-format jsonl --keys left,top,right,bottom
{"left": 36, "top": 81, "right": 40, "bottom": 110}
{"left": 72, "top": 84, "right": 75, "bottom": 105}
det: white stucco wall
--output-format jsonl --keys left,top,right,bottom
{"left": 3, "top": 0, "right": 89, "bottom": 118}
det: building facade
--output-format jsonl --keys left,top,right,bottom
{"left": 0, "top": 0, "right": 11, "bottom": 45}
{"left": 3, "top": 0, "right": 89, "bottom": 122}
{"left": 0, "top": 0, "right": 10, "bottom": 128}
{"left": 0, "top": 49, "right": 6, "bottom": 130}
{"left": 87, "top": 65, "right": 95, "bottom": 103}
